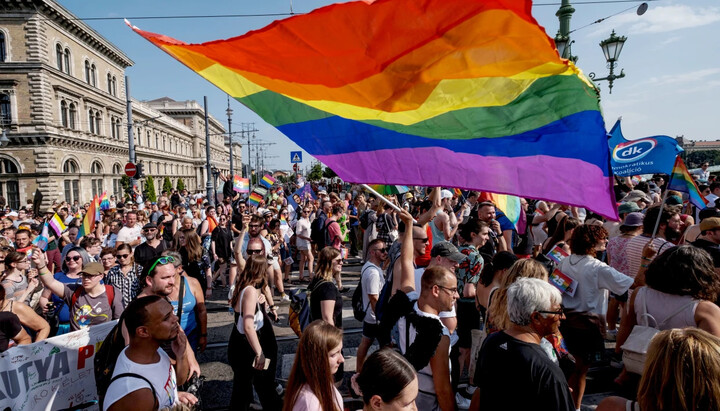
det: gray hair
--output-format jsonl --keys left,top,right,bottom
{"left": 161, "top": 250, "right": 183, "bottom": 268}
{"left": 60, "top": 246, "right": 91, "bottom": 273}
{"left": 507, "top": 278, "right": 562, "bottom": 326}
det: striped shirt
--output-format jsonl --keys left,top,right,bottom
{"left": 105, "top": 264, "right": 144, "bottom": 308}
{"left": 624, "top": 235, "right": 672, "bottom": 278}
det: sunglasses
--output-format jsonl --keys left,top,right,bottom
{"left": 147, "top": 256, "right": 176, "bottom": 274}
{"left": 249, "top": 224, "right": 261, "bottom": 228}
{"left": 247, "top": 249, "right": 264, "bottom": 255}
{"left": 142, "top": 228, "right": 156, "bottom": 232}
{"left": 116, "top": 254, "right": 130, "bottom": 259}
{"left": 65, "top": 256, "right": 82, "bottom": 262}
{"left": 80, "top": 272, "right": 103, "bottom": 278}
{"left": 415, "top": 237, "right": 430, "bottom": 243}
{"left": 373, "top": 247, "right": 389, "bottom": 253}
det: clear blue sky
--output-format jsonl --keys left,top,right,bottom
{"left": 58, "top": 0, "right": 720, "bottom": 170}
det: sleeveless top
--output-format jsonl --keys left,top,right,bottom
{"left": 170, "top": 277, "right": 197, "bottom": 332}
{"left": 634, "top": 287, "right": 698, "bottom": 329}
{"left": 236, "top": 285, "right": 264, "bottom": 334}
{"left": 430, "top": 211, "right": 445, "bottom": 246}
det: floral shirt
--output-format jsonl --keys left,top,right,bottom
{"left": 606, "top": 236, "right": 633, "bottom": 275}
{"left": 456, "top": 244, "right": 484, "bottom": 297}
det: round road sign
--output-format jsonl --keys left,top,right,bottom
{"left": 124, "top": 162, "right": 137, "bottom": 177}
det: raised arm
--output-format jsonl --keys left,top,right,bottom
{"left": 397, "top": 210, "right": 416, "bottom": 294}
{"left": 31, "top": 248, "right": 66, "bottom": 299}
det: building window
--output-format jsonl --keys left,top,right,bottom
{"left": 0, "top": 158, "right": 20, "bottom": 209}
{"left": 63, "top": 48, "right": 71, "bottom": 74}
{"left": 95, "top": 112, "right": 101, "bottom": 135}
{"left": 107, "top": 73, "right": 112, "bottom": 94}
{"left": 85, "top": 61, "right": 90, "bottom": 84}
{"left": 91, "top": 64, "right": 97, "bottom": 87}
{"left": 63, "top": 159, "right": 78, "bottom": 173}
{"left": 60, "top": 100, "right": 68, "bottom": 127}
{"left": 112, "top": 76, "right": 117, "bottom": 96}
{"left": 112, "top": 163, "right": 122, "bottom": 198}
{"left": 91, "top": 162, "right": 103, "bottom": 196}
{"left": 88, "top": 109, "right": 95, "bottom": 133}
{"left": 155, "top": 133, "right": 159, "bottom": 149}
{"left": 0, "top": 32, "right": 5, "bottom": 62}
{"left": 62, "top": 159, "right": 80, "bottom": 203}
{"left": 0, "top": 94, "right": 10, "bottom": 126}
{"left": 56, "top": 44, "right": 63, "bottom": 70}
{"left": 116, "top": 119, "right": 122, "bottom": 140}
{"left": 68, "top": 103, "right": 76, "bottom": 129}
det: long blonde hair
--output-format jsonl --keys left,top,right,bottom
{"left": 283, "top": 320, "right": 344, "bottom": 411}
{"left": 639, "top": 328, "right": 720, "bottom": 411}
{"left": 315, "top": 247, "right": 341, "bottom": 281}
{"left": 488, "top": 259, "right": 548, "bottom": 330}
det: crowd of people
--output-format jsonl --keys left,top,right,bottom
{"left": 2, "top": 170, "right": 720, "bottom": 411}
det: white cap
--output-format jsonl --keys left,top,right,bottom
{"left": 440, "top": 189, "right": 454, "bottom": 199}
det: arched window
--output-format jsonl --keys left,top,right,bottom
{"left": 112, "top": 76, "right": 117, "bottom": 96}
{"left": 0, "top": 32, "right": 6, "bottom": 62}
{"left": 113, "top": 163, "right": 121, "bottom": 174}
{"left": 88, "top": 109, "right": 95, "bottom": 133}
{"left": 0, "top": 94, "right": 10, "bottom": 126}
{"left": 63, "top": 48, "right": 70, "bottom": 74}
{"left": 1, "top": 158, "right": 18, "bottom": 173}
{"left": 0, "top": 157, "right": 20, "bottom": 209}
{"left": 91, "top": 161, "right": 103, "bottom": 174}
{"left": 56, "top": 44, "right": 63, "bottom": 70}
{"left": 63, "top": 159, "right": 78, "bottom": 173}
{"left": 116, "top": 119, "right": 122, "bottom": 140}
{"left": 85, "top": 60, "right": 90, "bottom": 84}
{"left": 107, "top": 73, "right": 112, "bottom": 94}
{"left": 95, "top": 112, "right": 101, "bottom": 135}
{"left": 68, "top": 103, "right": 76, "bottom": 129}
{"left": 155, "top": 133, "right": 159, "bottom": 149}
{"left": 60, "top": 100, "right": 68, "bottom": 127}
{"left": 90, "top": 64, "right": 97, "bottom": 86}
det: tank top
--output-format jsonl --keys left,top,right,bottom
{"left": 430, "top": 211, "right": 445, "bottom": 246}
{"left": 634, "top": 287, "right": 698, "bottom": 329}
{"left": 170, "top": 277, "right": 197, "bottom": 332}
{"left": 236, "top": 286, "right": 264, "bottom": 334}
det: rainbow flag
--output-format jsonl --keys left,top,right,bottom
{"left": 233, "top": 175, "right": 250, "bottom": 193}
{"left": 206, "top": 215, "right": 217, "bottom": 233}
{"left": 78, "top": 196, "right": 99, "bottom": 238}
{"left": 32, "top": 223, "right": 50, "bottom": 251}
{"left": 479, "top": 192, "right": 522, "bottom": 226}
{"left": 248, "top": 191, "right": 264, "bottom": 207}
{"left": 667, "top": 156, "right": 707, "bottom": 210}
{"left": 259, "top": 174, "right": 276, "bottom": 189}
{"left": 99, "top": 191, "right": 110, "bottom": 210}
{"left": 280, "top": 216, "right": 288, "bottom": 226}
{"left": 48, "top": 213, "right": 66, "bottom": 236}
{"left": 129, "top": 0, "right": 616, "bottom": 219}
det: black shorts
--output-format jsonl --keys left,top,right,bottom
{"left": 362, "top": 321, "right": 379, "bottom": 340}
{"left": 456, "top": 298, "right": 480, "bottom": 349}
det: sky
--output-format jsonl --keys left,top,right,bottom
{"left": 56, "top": 0, "right": 720, "bottom": 171}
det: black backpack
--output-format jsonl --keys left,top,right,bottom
{"left": 94, "top": 314, "right": 127, "bottom": 408}
{"left": 323, "top": 220, "right": 340, "bottom": 249}
{"left": 310, "top": 214, "right": 326, "bottom": 246}
{"left": 359, "top": 210, "right": 371, "bottom": 230}
{"left": 352, "top": 266, "right": 371, "bottom": 321}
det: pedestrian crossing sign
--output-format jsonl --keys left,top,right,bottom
{"left": 290, "top": 151, "right": 302, "bottom": 163}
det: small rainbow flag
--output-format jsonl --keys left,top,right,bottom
{"left": 48, "top": 212, "right": 66, "bottom": 236}
{"left": 667, "top": 156, "right": 707, "bottom": 210}
{"left": 99, "top": 191, "right": 110, "bottom": 210}
{"left": 78, "top": 196, "right": 99, "bottom": 238}
{"left": 233, "top": 176, "right": 250, "bottom": 193}
{"left": 479, "top": 192, "right": 522, "bottom": 226}
{"left": 259, "top": 174, "right": 276, "bottom": 189}
{"left": 248, "top": 191, "right": 264, "bottom": 207}
{"left": 280, "top": 216, "right": 288, "bottom": 226}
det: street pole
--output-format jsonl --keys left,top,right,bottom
{"left": 226, "top": 95, "right": 234, "bottom": 176}
{"left": 204, "top": 96, "right": 215, "bottom": 206}
{"left": 557, "top": 0, "right": 574, "bottom": 37}
{"left": 125, "top": 76, "right": 136, "bottom": 201}
{"left": 247, "top": 124, "right": 252, "bottom": 187}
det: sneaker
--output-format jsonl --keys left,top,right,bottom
{"left": 456, "top": 392, "right": 471, "bottom": 410}
{"left": 281, "top": 294, "right": 290, "bottom": 302}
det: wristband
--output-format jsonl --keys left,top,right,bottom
{"left": 640, "top": 264, "right": 649, "bottom": 268}
{"left": 641, "top": 256, "right": 651, "bottom": 261}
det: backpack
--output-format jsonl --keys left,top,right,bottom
{"left": 323, "top": 220, "right": 340, "bottom": 249}
{"left": 72, "top": 284, "right": 115, "bottom": 311}
{"left": 352, "top": 266, "right": 372, "bottom": 322}
{"left": 310, "top": 214, "right": 326, "bottom": 246}
{"left": 288, "top": 280, "right": 328, "bottom": 337}
{"left": 374, "top": 264, "right": 394, "bottom": 323}
{"left": 94, "top": 312, "right": 127, "bottom": 408}
{"left": 103, "top": 373, "right": 158, "bottom": 410}
{"left": 359, "top": 210, "right": 371, "bottom": 230}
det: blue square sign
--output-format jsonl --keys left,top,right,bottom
{"left": 290, "top": 151, "right": 303, "bottom": 163}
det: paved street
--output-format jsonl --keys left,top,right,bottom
{"left": 196, "top": 259, "right": 625, "bottom": 410}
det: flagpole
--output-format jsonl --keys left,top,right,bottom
{"left": 361, "top": 184, "right": 417, "bottom": 223}
{"left": 650, "top": 178, "right": 671, "bottom": 240}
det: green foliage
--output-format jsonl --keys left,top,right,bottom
{"left": 685, "top": 150, "right": 720, "bottom": 169}
{"left": 323, "top": 166, "right": 337, "bottom": 179}
{"left": 308, "top": 164, "right": 323, "bottom": 181}
{"left": 144, "top": 176, "right": 157, "bottom": 202}
{"left": 162, "top": 177, "right": 173, "bottom": 194}
{"left": 176, "top": 178, "right": 185, "bottom": 191}
{"left": 120, "top": 175, "right": 131, "bottom": 193}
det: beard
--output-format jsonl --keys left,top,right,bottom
{"left": 664, "top": 226, "right": 681, "bottom": 242}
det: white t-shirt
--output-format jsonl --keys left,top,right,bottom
{"left": 558, "top": 255, "right": 634, "bottom": 313}
{"left": 117, "top": 225, "right": 142, "bottom": 249}
{"left": 361, "top": 261, "right": 384, "bottom": 324}
{"left": 295, "top": 218, "right": 311, "bottom": 250}
{"left": 103, "top": 347, "right": 178, "bottom": 410}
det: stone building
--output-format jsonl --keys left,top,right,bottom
{"left": 0, "top": 0, "right": 238, "bottom": 210}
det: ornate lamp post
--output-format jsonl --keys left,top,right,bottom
{"left": 589, "top": 30, "right": 627, "bottom": 94}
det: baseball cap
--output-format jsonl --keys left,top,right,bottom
{"left": 440, "top": 189, "right": 454, "bottom": 200}
{"left": 318, "top": 190, "right": 328, "bottom": 196}
{"left": 700, "top": 217, "right": 720, "bottom": 232}
{"left": 431, "top": 241, "right": 466, "bottom": 263}
{"left": 621, "top": 212, "right": 644, "bottom": 227}
{"left": 618, "top": 202, "right": 641, "bottom": 215}
{"left": 80, "top": 262, "right": 105, "bottom": 276}
{"left": 623, "top": 190, "right": 652, "bottom": 204}
{"left": 142, "top": 223, "right": 157, "bottom": 230}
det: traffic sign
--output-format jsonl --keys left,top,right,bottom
{"left": 124, "top": 162, "right": 137, "bottom": 177}
{"left": 290, "top": 151, "right": 302, "bottom": 163}
{"left": 293, "top": 163, "right": 299, "bottom": 172}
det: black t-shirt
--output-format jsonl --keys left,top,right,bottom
{"left": 232, "top": 213, "right": 244, "bottom": 233}
{"left": 309, "top": 277, "right": 343, "bottom": 329}
{"left": 691, "top": 239, "right": 720, "bottom": 267}
{"left": 134, "top": 240, "right": 170, "bottom": 268}
{"left": 0, "top": 311, "right": 22, "bottom": 352}
{"left": 475, "top": 331, "right": 575, "bottom": 411}
{"left": 211, "top": 227, "right": 234, "bottom": 259}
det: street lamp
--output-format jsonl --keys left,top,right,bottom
{"left": 226, "top": 96, "right": 234, "bottom": 176}
{"left": 589, "top": 30, "right": 627, "bottom": 94}
{"left": 554, "top": 33, "right": 576, "bottom": 62}
{"left": 210, "top": 166, "right": 221, "bottom": 204}
{"left": 0, "top": 129, "right": 8, "bottom": 147}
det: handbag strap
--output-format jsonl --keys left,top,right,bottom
{"left": 177, "top": 275, "right": 185, "bottom": 320}
{"left": 657, "top": 299, "right": 697, "bottom": 328}
{"left": 638, "top": 287, "right": 657, "bottom": 327}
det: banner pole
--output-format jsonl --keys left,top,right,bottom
{"left": 650, "top": 188, "right": 669, "bottom": 240}
{"left": 361, "top": 184, "right": 417, "bottom": 224}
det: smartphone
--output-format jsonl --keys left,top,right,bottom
{"left": 251, "top": 357, "right": 272, "bottom": 370}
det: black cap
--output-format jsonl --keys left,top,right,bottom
{"left": 142, "top": 222, "right": 158, "bottom": 230}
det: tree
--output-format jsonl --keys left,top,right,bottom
{"left": 323, "top": 166, "right": 337, "bottom": 180}
{"left": 308, "top": 164, "right": 323, "bottom": 181}
{"left": 144, "top": 176, "right": 157, "bottom": 202}
{"left": 162, "top": 176, "right": 173, "bottom": 194}
{"left": 176, "top": 178, "right": 185, "bottom": 191}
{"left": 120, "top": 175, "right": 131, "bottom": 193}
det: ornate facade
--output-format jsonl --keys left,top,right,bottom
{"left": 0, "top": 0, "right": 238, "bottom": 209}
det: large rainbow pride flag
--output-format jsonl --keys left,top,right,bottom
{"left": 129, "top": 0, "right": 616, "bottom": 219}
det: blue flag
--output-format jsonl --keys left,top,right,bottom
{"left": 608, "top": 119, "right": 683, "bottom": 177}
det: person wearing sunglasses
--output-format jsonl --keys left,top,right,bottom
{"left": 38, "top": 246, "right": 90, "bottom": 335}
{"left": 34, "top": 250, "right": 123, "bottom": 332}
{"left": 472, "top": 278, "right": 573, "bottom": 411}
{"left": 106, "top": 244, "right": 143, "bottom": 308}
{"left": 134, "top": 223, "right": 170, "bottom": 269}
